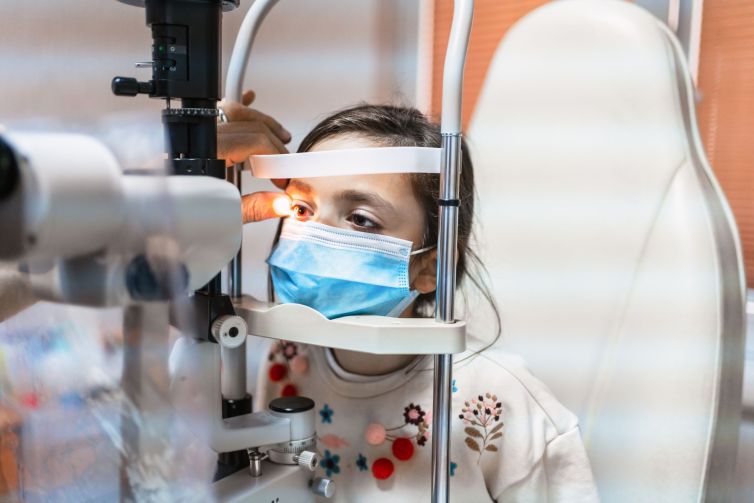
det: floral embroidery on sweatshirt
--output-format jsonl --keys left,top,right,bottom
{"left": 266, "top": 340, "right": 310, "bottom": 397}
{"left": 320, "top": 434, "right": 349, "bottom": 449}
{"left": 366, "top": 402, "right": 431, "bottom": 450}
{"left": 459, "top": 392, "right": 504, "bottom": 462}
{"left": 363, "top": 401, "right": 432, "bottom": 480}
{"left": 356, "top": 453, "right": 368, "bottom": 472}
{"left": 319, "top": 404, "right": 334, "bottom": 424}
{"left": 320, "top": 449, "right": 341, "bottom": 477}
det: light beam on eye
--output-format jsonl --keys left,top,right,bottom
{"left": 272, "top": 194, "right": 292, "bottom": 217}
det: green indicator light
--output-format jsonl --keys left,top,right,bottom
{"left": 159, "top": 45, "right": 165, "bottom": 52}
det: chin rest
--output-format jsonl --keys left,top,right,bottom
{"left": 467, "top": 1, "right": 746, "bottom": 500}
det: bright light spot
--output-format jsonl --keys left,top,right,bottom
{"left": 272, "top": 194, "right": 292, "bottom": 217}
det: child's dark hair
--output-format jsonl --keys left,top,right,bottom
{"left": 290, "top": 104, "right": 501, "bottom": 342}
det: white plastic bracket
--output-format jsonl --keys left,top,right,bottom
{"left": 233, "top": 296, "right": 466, "bottom": 355}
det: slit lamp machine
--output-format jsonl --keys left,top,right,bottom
{"left": 0, "top": 0, "right": 473, "bottom": 501}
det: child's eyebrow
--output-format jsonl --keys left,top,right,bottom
{"left": 336, "top": 190, "right": 397, "bottom": 216}
{"left": 287, "top": 179, "right": 313, "bottom": 194}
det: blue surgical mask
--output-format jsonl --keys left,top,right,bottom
{"left": 267, "top": 219, "right": 432, "bottom": 319}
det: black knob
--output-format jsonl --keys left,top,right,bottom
{"left": 112, "top": 76, "right": 153, "bottom": 97}
{"left": 0, "top": 137, "right": 19, "bottom": 201}
{"left": 269, "top": 396, "right": 315, "bottom": 414}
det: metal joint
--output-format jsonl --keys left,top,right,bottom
{"left": 247, "top": 448, "right": 268, "bottom": 477}
{"left": 438, "top": 199, "right": 460, "bottom": 207}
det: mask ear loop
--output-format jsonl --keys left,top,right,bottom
{"left": 387, "top": 246, "right": 434, "bottom": 318}
{"left": 410, "top": 245, "right": 436, "bottom": 256}
{"left": 386, "top": 290, "right": 421, "bottom": 317}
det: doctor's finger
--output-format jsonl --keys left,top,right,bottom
{"left": 221, "top": 102, "right": 291, "bottom": 143}
{"left": 218, "top": 121, "right": 288, "bottom": 154}
{"left": 241, "top": 192, "right": 291, "bottom": 223}
{"left": 219, "top": 133, "right": 287, "bottom": 166}
{"left": 242, "top": 90, "right": 255, "bottom": 106}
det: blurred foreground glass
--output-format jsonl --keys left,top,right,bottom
{"left": 0, "top": 118, "right": 215, "bottom": 501}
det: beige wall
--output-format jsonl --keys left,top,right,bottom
{"left": 0, "top": 1, "right": 420, "bottom": 140}
{"left": 0, "top": 0, "right": 422, "bottom": 299}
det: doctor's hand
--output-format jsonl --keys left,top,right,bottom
{"left": 217, "top": 90, "right": 292, "bottom": 165}
{"left": 217, "top": 90, "right": 292, "bottom": 224}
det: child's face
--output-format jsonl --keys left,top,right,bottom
{"left": 285, "top": 134, "right": 426, "bottom": 245}
{"left": 284, "top": 134, "right": 437, "bottom": 295}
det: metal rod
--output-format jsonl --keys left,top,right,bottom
{"left": 435, "top": 134, "right": 462, "bottom": 321}
{"left": 221, "top": 343, "right": 247, "bottom": 399}
{"left": 431, "top": 354, "right": 453, "bottom": 499}
{"left": 224, "top": 0, "right": 280, "bottom": 300}
{"left": 431, "top": 133, "right": 462, "bottom": 503}
{"left": 432, "top": 0, "right": 472, "bottom": 498}
{"left": 225, "top": 0, "right": 280, "bottom": 103}
{"left": 227, "top": 163, "right": 243, "bottom": 298}
{"left": 432, "top": 0, "right": 474, "bottom": 503}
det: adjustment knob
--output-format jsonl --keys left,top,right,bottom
{"left": 268, "top": 396, "right": 315, "bottom": 414}
{"left": 211, "top": 315, "right": 247, "bottom": 348}
{"left": 311, "top": 477, "right": 335, "bottom": 498}
{"left": 111, "top": 76, "right": 153, "bottom": 97}
{"left": 268, "top": 396, "right": 316, "bottom": 448}
{"left": 294, "top": 450, "right": 318, "bottom": 471}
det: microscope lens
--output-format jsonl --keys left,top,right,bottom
{"left": 0, "top": 138, "right": 19, "bottom": 200}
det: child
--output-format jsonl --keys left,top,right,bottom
{"left": 256, "top": 105, "right": 598, "bottom": 502}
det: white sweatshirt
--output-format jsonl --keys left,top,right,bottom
{"left": 255, "top": 337, "right": 599, "bottom": 502}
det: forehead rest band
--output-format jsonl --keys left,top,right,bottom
{"left": 249, "top": 146, "right": 441, "bottom": 179}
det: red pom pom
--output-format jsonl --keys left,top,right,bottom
{"left": 20, "top": 392, "right": 39, "bottom": 409}
{"left": 392, "top": 437, "right": 414, "bottom": 461}
{"left": 372, "top": 458, "right": 394, "bottom": 480}
{"left": 281, "top": 383, "right": 298, "bottom": 397}
{"left": 268, "top": 363, "right": 287, "bottom": 382}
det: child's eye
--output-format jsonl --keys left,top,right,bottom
{"left": 347, "top": 211, "right": 380, "bottom": 230}
{"left": 291, "top": 202, "right": 313, "bottom": 220}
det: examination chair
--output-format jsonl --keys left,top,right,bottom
{"left": 466, "top": 0, "right": 746, "bottom": 500}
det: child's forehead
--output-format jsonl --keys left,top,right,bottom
{"left": 295, "top": 134, "right": 417, "bottom": 203}
{"left": 288, "top": 173, "right": 412, "bottom": 197}
{"left": 308, "top": 133, "right": 381, "bottom": 152}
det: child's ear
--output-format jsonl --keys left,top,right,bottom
{"left": 412, "top": 249, "right": 438, "bottom": 294}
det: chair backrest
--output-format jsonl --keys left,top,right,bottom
{"left": 466, "top": 1, "right": 746, "bottom": 500}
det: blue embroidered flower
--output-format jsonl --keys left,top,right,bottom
{"left": 319, "top": 404, "right": 333, "bottom": 424}
{"left": 320, "top": 449, "right": 341, "bottom": 476}
{"left": 450, "top": 461, "right": 458, "bottom": 477}
{"left": 452, "top": 379, "right": 458, "bottom": 393}
{"left": 356, "top": 453, "right": 368, "bottom": 472}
